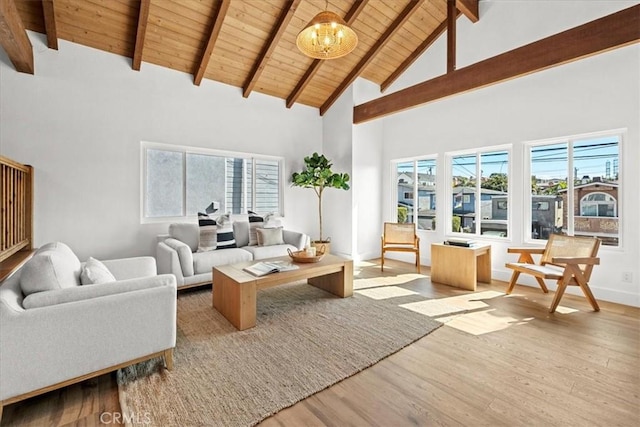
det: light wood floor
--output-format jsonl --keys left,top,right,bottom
{"left": 3, "top": 259, "right": 639, "bottom": 426}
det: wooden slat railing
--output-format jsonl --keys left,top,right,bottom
{"left": 1, "top": 155, "right": 33, "bottom": 263}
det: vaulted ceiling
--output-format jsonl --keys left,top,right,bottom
{"left": 3, "top": 0, "right": 479, "bottom": 115}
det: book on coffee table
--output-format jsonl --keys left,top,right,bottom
{"left": 444, "top": 237, "right": 476, "bottom": 247}
{"left": 243, "top": 260, "right": 299, "bottom": 277}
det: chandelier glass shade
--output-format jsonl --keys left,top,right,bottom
{"left": 296, "top": 11, "right": 358, "bottom": 60}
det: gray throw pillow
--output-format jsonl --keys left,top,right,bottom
{"left": 81, "top": 257, "right": 117, "bottom": 285}
{"left": 233, "top": 221, "right": 250, "bottom": 247}
{"left": 257, "top": 227, "right": 285, "bottom": 246}
{"left": 20, "top": 249, "right": 82, "bottom": 296}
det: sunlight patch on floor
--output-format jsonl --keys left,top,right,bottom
{"left": 436, "top": 290, "right": 505, "bottom": 311}
{"left": 553, "top": 306, "right": 579, "bottom": 314}
{"left": 503, "top": 293, "right": 580, "bottom": 314}
{"left": 398, "top": 291, "right": 505, "bottom": 318}
{"left": 400, "top": 299, "right": 467, "bottom": 317}
{"left": 395, "top": 290, "right": 534, "bottom": 335}
{"left": 352, "top": 277, "right": 552, "bottom": 336}
{"left": 354, "top": 273, "right": 427, "bottom": 290}
{"left": 355, "top": 260, "right": 378, "bottom": 268}
{"left": 355, "top": 286, "right": 419, "bottom": 300}
{"left": 435, "top": 314, "right": 464, "bottom": 323}
{"left": 444, "top": 309, "right": 531, "bottom": 335}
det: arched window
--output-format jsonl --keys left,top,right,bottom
{"left": 580, "top": 192, "right": 616, "bottom": 217}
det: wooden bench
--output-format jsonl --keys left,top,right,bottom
{"left": 505, "top": 234, "right": 601, "bottom": 313}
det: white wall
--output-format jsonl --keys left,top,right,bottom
{"left": 379, "top": 2, "right": 640, "bottom": 306}
{"left": 353, "top": 79, "right": 383, "bottom": 261}
{"left": 0, "top": 33, "right": 322, "bottom": 260}
{"left": 321, "top": 86, "right": 354, "bottom": 257}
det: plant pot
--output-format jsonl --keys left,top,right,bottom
{"left": 311, "top": 241, "right": 330, "bottom": 254}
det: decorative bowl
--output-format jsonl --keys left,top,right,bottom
{"left": 287, "top": 246, "right": 325, "bottom": 263}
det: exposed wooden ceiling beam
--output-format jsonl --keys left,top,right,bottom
{"left": 456, "top": 0, "right": 479, "bottom": 23}
{"left": 354, "top": 5, "right": 640, "bottom": 124}
{"left": 243, "top": 0, "right": 302, "bottom": 98}
{"left": 320, "top": 0, "right": 424, "bottom": 115}
{"left": 132, "top": 0, "right": 150, "bottom": 71}
{"left": 194, "top": 0, "right": 231, "bottom": 86}
{"left": 382, "top": 5, "right": 472, "bottom": 92}
{"left": 41, "top": 0, "right": 58, "bottom": 50}
{"left": 0, "top": 0, "right": 34, "bottom": 74}
{"left": 447, "top": 0, "right": 456, "bottom": 73}
{"left": 286, "top": 0, "right": 369, "bottom": 109}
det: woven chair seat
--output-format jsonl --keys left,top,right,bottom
{"left": 505, "top": 262, "right": 565, "bottom": 278}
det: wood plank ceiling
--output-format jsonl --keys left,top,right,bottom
{"left": 7, "top": 0, "right": 479, "bottom": 114}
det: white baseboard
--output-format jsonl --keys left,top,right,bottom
{"left": 492, "top": 269, "right": 640, "bottom": 307}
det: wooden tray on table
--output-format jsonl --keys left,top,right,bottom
{"left": 288, "top": 246, "right": 325, "bottom": 263}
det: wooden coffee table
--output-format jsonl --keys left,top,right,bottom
{"left": 212, "top": 254, "right": 353, "bottom": 330}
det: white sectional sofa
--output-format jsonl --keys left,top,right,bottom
{"left": 157, "top": 221, "right": 308, "bottom": 289}
{"left": 0, "top": 242, "right": 177, "bottom": 419}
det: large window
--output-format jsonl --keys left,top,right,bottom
{"left": 394, "top": 158, "right": 436, "bottom": 230}
{"left": 528, "top": 132, "right": 621, "bottom": 246}
{"left": 450, "top": 149, "right": 509, "bottom": 237}
{"left": 142, "top": 143, "right": 282, "bottom": 220}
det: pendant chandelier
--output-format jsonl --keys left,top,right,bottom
{"left": 296, "top": 5, "right": 358, "bottom": 60}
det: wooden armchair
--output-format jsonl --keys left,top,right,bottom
{"left": 505, "top": 234, "right": 601, "bottom": 313}
{"left": 381, "top": 222, "right": 420, "bottom": 273}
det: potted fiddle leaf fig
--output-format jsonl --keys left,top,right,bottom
{"left": 291, "top": 152, "right": 350, "bottom": 253}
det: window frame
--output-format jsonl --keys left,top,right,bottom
{"left": 140, "top": 141, "right": 285, "bottom": 223}
{"left": 523, "top": 129, "right": 624, "bottom": 248}
{"left": 445, "top": 144, "right": 512, "bottom": 241}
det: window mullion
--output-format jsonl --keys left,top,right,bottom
{"left": 567, "top": 142, "right": 574, "bottom": 236}
{"left": 142, "top": 147, "right": 148, "bottom": 218}
{"left": 413, "top": 160, "right": 418, "bottom": 224}
{"left": 252, "top": 158, "right": 257, "bottom": 212}
{"left": 182, "top": 151, "right": 187, "bottom": 217}
{"left": 476, "top": 153, "right": 481, "bottom": 236}
{"left": 242, "top": 158, "right": 247, "bottom": 213}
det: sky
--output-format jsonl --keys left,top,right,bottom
{"left": 396, "top": 135, "right": 620, "bottom": 182}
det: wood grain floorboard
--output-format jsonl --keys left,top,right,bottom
{"left": 2, "top": 258, "right": 638, "bottom": 426}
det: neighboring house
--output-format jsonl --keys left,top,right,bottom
{"left": 452, "top": 187, "right": 506, "bottom": 231}
{"left": 397, "top": 172, "right": 413, "bottom": 185}
{"left": 491, "top": 194, "right": 564, "bottom": 239}
{"left": 397, "top": 173, "right": 436, "bottom": 229}
{"left": 534, "top": 178, "right": 562, "bottom": 192}
{"left": 559, "top": 179, "right": 619, "bottom": 245}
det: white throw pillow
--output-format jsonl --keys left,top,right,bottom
{"left": 256, "top": 227, "right": 285, "bottom": 246}
{"left": 81, "top": 257, "right": 117, "bottom": 285}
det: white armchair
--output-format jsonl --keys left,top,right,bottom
{"left": 0, "top": 243, "right": 177, "bottom": 419}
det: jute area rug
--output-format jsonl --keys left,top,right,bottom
{"left": 118, "top": 282, "right": 442, "bottom": 427}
